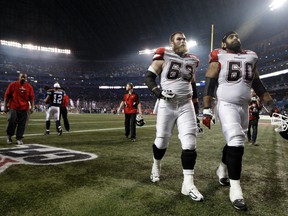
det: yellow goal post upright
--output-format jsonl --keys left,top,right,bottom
{"left": 210, "top": 24, "right": 214, "bottom": 52}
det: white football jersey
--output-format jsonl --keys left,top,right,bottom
{"left": 210, "top": 49, "right": 258, "bottom": 105}
{"left": 153, "top": 48, "right": 199, "bottom": 100}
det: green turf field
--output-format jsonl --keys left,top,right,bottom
{"left": 0, "top": 112, "right": 287, "bottom": 216}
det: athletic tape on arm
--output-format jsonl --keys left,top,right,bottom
{"left": 145, "top": 70, "right": 158, "bottom": 91}
{"left": 252, "top": 78, "right": 267, "bottom": 97}
{"left": 203, "top": 77, "right": 218, "bottom": 97}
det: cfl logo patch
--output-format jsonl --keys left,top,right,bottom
{"left": 0, "top": 144, "right": 98, "bottom": 174}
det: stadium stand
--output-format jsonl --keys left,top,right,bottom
{"left": 0, "top": 31, "right": 287, "bottom": 114}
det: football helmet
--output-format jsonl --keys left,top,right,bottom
{"left": 271, "top": 113, "right": 288, "bottom": 140}
{"left": 136, "top": 114, "right": 145, "bottom": 127}
{"left": 54, "top": 82, "right": 61, "bottom": 88}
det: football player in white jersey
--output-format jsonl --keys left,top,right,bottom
{"left": 144, "top": 32, "right": 203, "bottom": 201}
{"left": 202, "top": 31, "right": 277, "bottom": 211}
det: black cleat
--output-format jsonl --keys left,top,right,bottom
{"left": 216, "top": 166, "right": 230, "bottom": 186}
{"left": 219, "top": 177, "right": 230, "bottom": 186}
{"left": 58, "top": 126, "right": 63, "bottom": 136}
{"left": 232, "top": 199, "right": 248, "bottom": 211}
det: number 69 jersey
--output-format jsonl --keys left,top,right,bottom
{"left": 210, "top": 48, "right": 258, "bottom": 105}
{"left": 153, "top": 48, "right": 199, "bottom": 99}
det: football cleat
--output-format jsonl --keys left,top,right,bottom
{"left": 44, "top": 130, "right": 50, "bottom": 135}
{"left": 150, "top": 162, "right": 161, "bottom": 183}
{"left": 7, "top": 136, "right": 12, "bottom": 144}
{"left": 232, "top": 199, "right": 248, "bottom": 211}
{"left": 181, "top": 184, "right": 204, "bottom": 201}
{"left": 58, "top": 127, "right": 63, "bottom": 136}
{"left": 216, "top": 165, "right": 230, "bottom": 186}
{"left": 16, "top": 139, "right": 23, "bottom": 145}
{"left": 229, "top": 183, "right": 247, "bottom": 211}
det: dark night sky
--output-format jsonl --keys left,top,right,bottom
{"left": 0, "top": 0, "right": 287, "bottom": 60}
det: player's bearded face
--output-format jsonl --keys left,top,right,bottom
{"left": 172, "top": 35, "right": 188, "bottom": 54}
{"left": 226, "top": 38, "right": 241, "bottom": 52}
{"left": 173, "top": 42, "right": 188, "bottom": 54}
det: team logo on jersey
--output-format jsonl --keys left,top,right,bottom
{"left": 0, "top": 144, "right": 97, "bottom": 174}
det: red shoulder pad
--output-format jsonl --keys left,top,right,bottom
{"left": 153, "top": 47, "right": 165, "bottom": 61}
{"left": 242, "top": 49, "right": 258, "bottom": 56}
{"left": 186, "top": 53, "right": 200, "bottom": 67}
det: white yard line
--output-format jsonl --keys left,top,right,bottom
{"left": 0, "top": 124, "right": 155, "bottom": 138}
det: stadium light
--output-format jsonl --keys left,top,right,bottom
{"left": 259, "top": 68, "right": 288, "bottom": 79}
{"left": 269, "top": 0, "right": 287, "bottom": 11}
{"left": 0, "top": 39, "right": 71, "bottom": 54}
{"left": 187, "top": 40, "right": 197, "bottom": 49}
{"left": 138, "top": 49, "right": 156, "bottom": 55}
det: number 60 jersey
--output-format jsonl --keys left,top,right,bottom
{"left": 209, "top": 48, "right": 258, "bottom": 105}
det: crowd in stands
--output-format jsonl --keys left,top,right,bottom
{"left": 1, "top": 31, "right": 288, "bottom": 114}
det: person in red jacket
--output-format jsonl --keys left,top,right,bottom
{"left": 117, "top": 83, "right": 142, "bottom": 142}
{"left": 247, "top": 89, "right": 262, "bottom": 146}
{"left": 60, "top": 94, "right": 70, "bottom": 131}
{"left": 4, "top": 73, "right": 34, "bottom": 145}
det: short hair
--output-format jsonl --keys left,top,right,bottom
{"left": 169, "top": 31, "right": 185, "bottom": 42}
{"left": 19, "top": 73, "right": 27, "bottom": 77}
{"left": 127, "top": 82, "right": 134, "bottom": 88}
{"left": 222, "top": 31, "right": 238, "bottom": 43}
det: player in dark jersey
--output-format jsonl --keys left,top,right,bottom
{"left": 44, "top": 83, "right": 64, "bottom": 136}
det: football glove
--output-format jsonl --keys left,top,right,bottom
{"left": 202, "top": 108, "right": 215, "bottom": 129}
{"left": 197, "top": 117, "right": 203, "bottom": 133}
{"left": 161, "top": 90, "right": 175, "bottom": 100}
{"left": 152, "top": 88, "right": 175, "bottom": 100}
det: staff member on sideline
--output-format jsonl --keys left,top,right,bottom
{"left": 60, "top": 92, "right": 70, "bottom": 132}
{"left": 4, "top": 73, "right": 34, "bottom": 145}
{"left": 117, "top": 83, "right": 142, "bottom": 142}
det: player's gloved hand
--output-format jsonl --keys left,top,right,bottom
{"left": 161, "top": 90, "right": 175, "bottom": 100}
{"left": 153, "top": 88, "right": 175, "bottom": 100}
{"left": 197, "top": 117, "right": 203, "bottom": 133}
{"left": 202, "top": 108, "right": 215, "bottom": 129}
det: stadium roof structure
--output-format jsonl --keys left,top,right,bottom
{"left": 0, "top": 0, "right": 287, "bottom": 60}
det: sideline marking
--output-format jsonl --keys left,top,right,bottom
{"left": 0, "top": 144, "right": 98, "bottom": 173}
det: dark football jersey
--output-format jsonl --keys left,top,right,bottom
{"left": 47, "top": 90, "right": 65, "bottom": 107}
